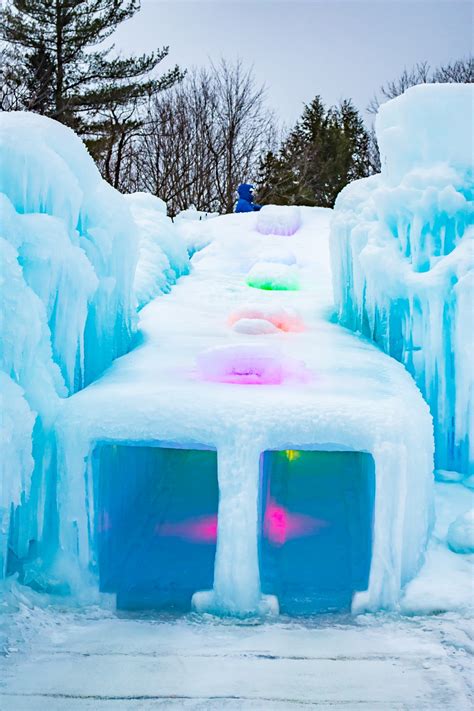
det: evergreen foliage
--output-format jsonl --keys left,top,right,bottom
{"left": 0, "top": 0, "right": 183, "bottom": 160}
{"left": 257, "top": 96, "right": 370, "bottom": 208}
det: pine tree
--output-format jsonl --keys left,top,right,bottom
{"left": 0, "top": 0, "right": 183, "bottom": 153}
{"left": 258, "top": 96, "right": 370, "bottom": 208}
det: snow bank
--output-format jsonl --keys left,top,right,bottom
{"left": 331, "top": 84, "right": 474, "bottom": 479}
{"left": 447, "top": 509, "right": 474, "bottom": 554}
{"left": 124, "top": 193, "right": 190, "bottom": 309}
{"left": 401, "top": 483, "right": 473, "bottom": 613}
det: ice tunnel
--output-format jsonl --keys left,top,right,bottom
{"left": 94, "top": 445, "right": 218, "bottom": 611}
{"left": 259, "top": 450, "right": 375, "bottom": 614}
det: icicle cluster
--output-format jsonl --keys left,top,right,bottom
{"left": 331, "top": 84, "right": 473, "bottom": 477}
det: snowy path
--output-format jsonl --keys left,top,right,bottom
{"left": 59, "top": 208, "right": 433, "bottom": 614}
{"left": 1, "top": 608, "right": 472, "bottom": 710}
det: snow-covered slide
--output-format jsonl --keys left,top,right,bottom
{"left": 58, "top": 205, "right": 434, "bottom": 616}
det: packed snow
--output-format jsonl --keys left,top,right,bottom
{"left": 257, "top": 205, "right": 302, "bottom": 235}
{"left": 331, "top": 84, "right": 474, "bottom": 480}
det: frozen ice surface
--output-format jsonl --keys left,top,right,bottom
{"left": 57, "top": 207, "right": 434, "bottom": 614}
{"left": 124, "top": 192, "right": 190, "bottom": 309}
{"left": 447, "top": 509, "right": 474, "bottom": 554}
{"left": 0, "top": 598, "right": 472, "bottom": 709}
{"left": 257, "top": 205, "right": 302, "bottom": 235}
{"left": 246, "top": 261, "right": 300, "bottom": 290}
{"left": 0, "top": 113, "right": 188, "bottom": 584}
{"left": 331, "top": 84, "right": 474, "bottom": 479}
{"left": 435, "top": 469, "right": 464, "bottom": 483}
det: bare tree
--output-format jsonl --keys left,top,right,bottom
{"left": 132, "top": 60, "right": 275, "bottom": 215}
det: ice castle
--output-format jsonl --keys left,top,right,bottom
{"left": 0, "top": 84, "right": 472, "bottom": 616}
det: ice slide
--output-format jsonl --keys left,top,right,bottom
{"left": 57, "top": 204, "right": 434, "bottom": 616}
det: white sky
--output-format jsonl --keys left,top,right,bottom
{"left": 112, "top": 0, "right": 473, "bottom": 125}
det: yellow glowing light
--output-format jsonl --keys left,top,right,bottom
{"left": 284, "top": 450, "right": 301, "bottom": 462}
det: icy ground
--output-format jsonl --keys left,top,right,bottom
{"left": 0, "top": 598, "right": 473, "bottom": 709}
{"left": 1, "top": 481, "right": 472, "bottom": 708}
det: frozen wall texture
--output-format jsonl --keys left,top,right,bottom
{"left": 331, "top": 84, "right": 473, "bottom": 478}
{"left": 0, "top": 113, "right": 189, "bottom": 581}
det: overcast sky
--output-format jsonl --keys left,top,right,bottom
{"left": 113, "top": 0, "right": 473, "bottom": 125}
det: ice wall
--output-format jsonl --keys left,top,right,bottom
{"left": 0, "top": 113, "right": 188, "bottom": 584}
{"left": 331, "top": 84, "right": 474, "bottom": 478}
{"left": 124, "top": 192, "right": 190, "bottom": 309}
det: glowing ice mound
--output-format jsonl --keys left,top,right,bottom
{"left": 447, "top": 510, "right": 474, "bottom": 554}
{"left": 254, "top": 247, "right": 297, "bottom": 266}
{"left": 246, "top": 262, "right": 300, "bottom": 291}
{"left": 228, "top": 304, "right": 304, "bottom": 332}
{"left": 196, "top": 344, "right": 309, "bottom": 385}
{"left": 257, "top": 205, "right": 302, "bottom": 236}
{"left": 232, "top": 318, "right": 279, "bottom": 335}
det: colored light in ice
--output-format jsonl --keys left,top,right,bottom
{"left": 197, "top": 344, "right": 311, "bottom": 385}
{"left": 228, "top": 306, "right": 305, "bottom": 333}
{"left": 263, "top": 497, "right": 327, "bottom": 545}
{"left": 284, "top": 449, "right": 301, "bottom": 462}
{"left": 158, "top": 515, "right": 218, "bottom": 543}
{"left": 246, "top": 277, "right": 299, "bottom": 291}
{"left": 245, "top": 262, "right": 300, "bottom": 292}
{"left": 197, "top": 345, "right": 285, "bottom": 385}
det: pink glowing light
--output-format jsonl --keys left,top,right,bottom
{"left": 197, "top": 345, "right": 285, "bottom": 384}
{"left": 157, "top": 515, "right": 218, "bottom": 543}
{"left": 228, "top": 306, "right": 304, "bottom": 333}
{"left": 197, "top": 344, "right": 310, "bottom": 385}
{"left": 264, "top": 498, "right": 327, "bottom": 545}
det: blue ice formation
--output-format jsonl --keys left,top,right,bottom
{"left": 0, "top": 113, "right": 189, "bottom": 581}
{"left": 125, "top": 192, "right": 190, "bottom": 309}
{"left": 331, "top": 84, "right": 473, "bottom": 478}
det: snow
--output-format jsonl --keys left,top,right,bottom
{"left": 246, "top": 261, "right": 300, "bottom": 291}
{"left": 257, "top": 205, "right": 302, "bottom": 236}
{"left": 196, "top": 343, "right": 309, "bottom": 385}
{"left": 447, "top": 509, "right": 474, "bottom": 554}
{"left": 0, "top": 599, "right": 472, "bottom": 709}
{"left": 331, "top": 84, "right": 474, "bottom": 479}
{"left": 56, "top": 206, "right": 434, "bottom": 615}
{"left": 401, "top": 483, "right": 473, "bottom": 613}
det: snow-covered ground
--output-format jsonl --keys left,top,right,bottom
{"left": 0, "top": 597, "right": 472, "bottom": 709}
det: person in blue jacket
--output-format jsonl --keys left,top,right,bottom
{"left": 235, "top": 183, "right": 262, "bottom": 213}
